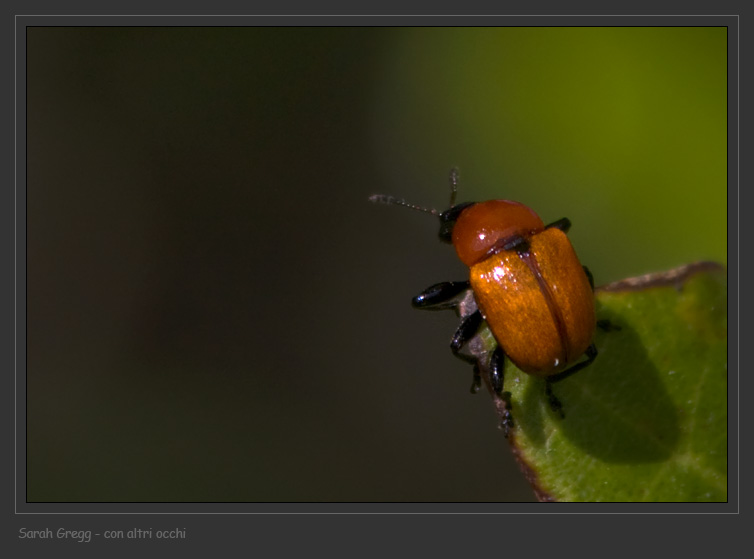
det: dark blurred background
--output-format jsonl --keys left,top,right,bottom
{"left": 26, "top": 27, "right": 726, "bottom": 502}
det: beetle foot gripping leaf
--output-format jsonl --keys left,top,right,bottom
{"left": 462, "top": 314, "right": 516, "bottom": 437}
{"left": 492, "top": 262, "right": 727, "bottom": 502}
{"left": 499, "top": 391, "right": 515, "bottom": 437}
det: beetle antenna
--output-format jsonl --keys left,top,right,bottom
{"left": 368, "top": 194, "right": 439, "bottom": 216}
{"left": 448, "top": 167, "right": 460, "bottom": 208}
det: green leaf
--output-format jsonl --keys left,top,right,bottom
{"left": 478, "top": 262, "right": 727, "bottom": 502}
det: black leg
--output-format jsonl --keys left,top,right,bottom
{"left": 499, "top": 391, "right": 515, "bottom": 438}
{"left": 545, "top": 343, "right": 599, "bottom": 418}
{"left": 545, "top": 217, "right": 571, "bottom": 233}
{"left": 490, "top": 346, "right": 505, "bottom": 394}
{"left": 583, "top": 265, "right": 594, "bottom": 291}
{"left": 545, "top": 381, "right": 565, "bottom": 419}
{"left": 450, "top": 310, "right": 483, "bottom": 357}
{"left": 549, "top": 343, "right": 599, "bottom": 383}
{"left": 412, "top": 281, "right": 470, "bottom": 310}
{"left": 470, "top": 364, "right": 482, "bottom": 394}
{"left": 488, "top": 346, "right": 515, "bottom": 436}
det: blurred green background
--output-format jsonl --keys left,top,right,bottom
{"left": 26, "top": 27, "right": 726, "bottom": 502}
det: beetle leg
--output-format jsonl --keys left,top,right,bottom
{"left": 450, "top": 310, "right": 484, "bottom": 372}
{"left": 483, "top": 347, "right": 515, "bottom": 434}
{"left": 450, "top": 310, "right": 483, "bottom": 356}
{"left": 412, "top": 281, "right": 470, "bottom": 310}
{"left": 545, "top": 381, "right": 565, "bottom": 419}
{"left": 581, "top": 268, "right": 622, "bottom": 331}
{"left": 583, "top": 265, "right": 594, "bottom": 291}
{"left": 579, "top": 265, "right": 621, "bottom": 332}
{"left": 550, "top": 343, "right": 599, "bottom": 383}
{"left": 545, "top": 217, "right": 572, "bottom": 233}
{"left": 490, "top": 346, "right": 505, "bottom": 394}
{"left": 499, "top": 391, "right": 515, "bottom": 438}
{"left": 470, "top": 364, "right": 482, "bottom": 394}
{"left": 545, "top": 343, "right": 599, "bottom": 418}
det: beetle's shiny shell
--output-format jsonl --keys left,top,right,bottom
{"left": 452, "top": 200, "right": 544, "bottom": 267}
{"left": 468, "top": 228, "right": 595, "bottom": 376}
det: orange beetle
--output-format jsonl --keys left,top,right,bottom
{"left": 450, "top": 199, "right": 596, "bottom": 376}
{"left": 371, "top": 169, "right": 602, "bottom": 430}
